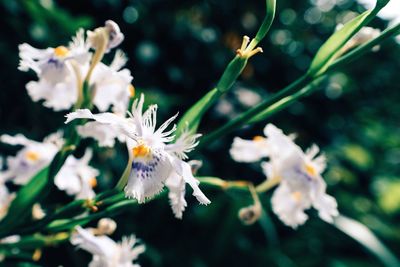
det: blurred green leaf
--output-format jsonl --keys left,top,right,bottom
{"left": 0, "top": 167, "right": 49, "bottom": 235}
{"left": 333, "top": 215, "right": 400, "bottom": 267}
{"left": 176, "top": 88, "right": 220, "bottom": 135}
{"left": 340, "top": 144, "right": 374, "bottom": 170}
{"left": 307, "top": 0, "right": 389, "bottom": 76}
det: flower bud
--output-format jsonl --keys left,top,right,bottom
{"left": 238, "top": 204, "right": 262, "bottom": 225}
{"left": 32, "top": 203, "right": 46, "bottom": 220}
{"left": 105, "top": 20, "right": 124, "bottom": 51}
{"left": 96, "top": 218, "right": 117, "bottom": 235}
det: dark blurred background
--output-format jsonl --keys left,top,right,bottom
{"left": 0, "top": 0, "right": 399, "bottom": 266}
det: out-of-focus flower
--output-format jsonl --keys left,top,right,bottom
{"left": 358, "top": 0, "right": 400, "bottom": 24}
{"left": 96, "top": 218, "right": 117, "bottom": 235}
{"left": 0, "top": 133, "right": 63, "bottom": 185}
{"left": 230, "top": 135, "right": 269, "bottom": 162}
{"left": 0, "top": 184, "right": 14, "bottom": 220}
{"left": 336, "top": 25, "right": 381, "bottom": 52}
{"left": 19, "top": 21, "right": 132, "bottom": 112}
{"left": 234, "top": 87, "right": 262, "bottom": 107}
{"left": 0, "top": 235, "right": 21, "bottom": 244}
{"left": 32, "top": 203, "right": 46, "bottom": 220}
{"left": 54, "top": 149, "right": 99, "bottom": 199}
{"left": 91, "top": 50, "right": 133, "bottom": 113}
{"left": 19, "top": 29, "right": 91, "bottom": 111}
{"left": 65, "top": 94, "right": 210, "bottom": 218}
{"left": 71, "top": 226, "right": 145, "bottom": 267}
{"left": 230, "top": 124, "right": 338, "bottom": 228}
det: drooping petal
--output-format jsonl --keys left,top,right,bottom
{"left": 230, "top": 137, "right": 269, "bottom": 162}
{"left": 26, "top": 77, "right": 78, "bottom": 111}
{"left": 165, "top": 172, "right": 187, "bottom": 219}
{"left": 271, "top": 183, "right": 311, "bottom": 229}
{"left": 125, "top": 150, "right": 172, "bottom": 203}
{"left": 172, "top": 158, "right": 210, "bottom": 205}
{"left": 54, "top": 156, "right": 82, "bottom": 195}
{"left": 55, "top": 149, "right": 98, "bottom": 199}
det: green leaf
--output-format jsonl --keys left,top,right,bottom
{"left": 0, "top": 149, "right": 72, "bottom": 236}
{"left": 333, "top": 215, "right": 400, "bottom": 267}
{"left": 0, "top": 166, "right": 50, "bottom": 235}
{"left": 307, "top": 0, "right": 390, "bottom": 77}
{"left": 176, "top": 88, "right": 221, "bottom": 135}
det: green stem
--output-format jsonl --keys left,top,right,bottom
{"left": 199, "top": 23, "right": 400, "bottom": 146}
{"left": 248, "top": 0, "right": 276, "bottom": 50}
{"left": 198, "top": 74, "right": 311, "bottom": 147}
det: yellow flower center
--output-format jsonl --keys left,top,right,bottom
{"left": 132, "top": 144, "right": 151, "bottom": 158}
{"left": 128, "top": 84, "right": 135, "bottom": 97}
{"left": 291, "top": 191, "right": 302, "bottom": 202}
{"left": 25, "top": 151, "right": 40, "bottom": 162}
{"left": 305, "top": 163, "right": 317, "bottom": 177}
{"left": 89, "top": 177, "right": 97, "bottom": 188}
{"left": 252, "top": 135, "right": 265, "bottom": 142}
{"left": 54, "top": 46, "right": 69, "bottom": 57}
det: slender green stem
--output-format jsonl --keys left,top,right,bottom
{"left": 176, "top": 0, "right": 276, "bottom": 136}
{"left": 199, "top": 23, "right": 400, "bottom": 146}
{"left": 198, "top": 74, "right": 311, "bottom": 147}
{"left": 248, "top": 0, "right": 276, "bottom": 50}
{"left": 328, "top": 23, "right": 400, "bottom": 72}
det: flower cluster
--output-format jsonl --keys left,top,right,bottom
{"left": 230, "top": 124, "right": 338, "bottom": 228}
{"left": 0, "top": 133, "right": 99, "bottom": 201}
{"left": 18, "top": 20, "right": 132, "bottom": 112}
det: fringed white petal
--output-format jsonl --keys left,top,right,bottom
{"left": 172, "top": 158, "right": 210, "bottom": 205}
{"left": 165, "top": 172, "right": 187, "bottom": 219}
{"left": 124, "top": 151, "right": 171, "bottom": 203}
{"left": 110, "top": 49, "right": 128, "bottom": 71}
{"left": 165, "top": 128, "right": 200, "bottom": 160}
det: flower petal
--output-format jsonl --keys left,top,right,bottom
{"left": 230, "top": 137, "right": 268, "bottom": 162}
{"left": 124, "top": 151, "right": 171, "bottom": 203}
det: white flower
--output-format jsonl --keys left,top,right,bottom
{"left": 91, "top": 50, "right": 133, "bottom": 113}
{"left": 55, "top": 149, "right": 99, "bottom": 199}
{"left": 71, "top": 226, "right": 145, "bottom": 267}
{"left": 230, "top": 124, "right": 338, "bottom": 228}
{"left": 19, "top": 29, "right": 91, "bottom": 111}
{"left": 19, "top": 21, "right": 132, "bottom": 112}
{"left": 65, "top": 94, "right": 211, "bottom": 218}
{"left": 0, "top": 133, "right": 63, "bottom": 185}
{"left": 261, "top": 124, "right": 338, "bottom": 228}
{"left": 336, "top": 24, "right": 381, "bottom": 52}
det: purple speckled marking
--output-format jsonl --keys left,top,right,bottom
{"left": 132, "top": 154, "right": 161, "bottom": 179}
